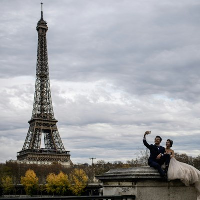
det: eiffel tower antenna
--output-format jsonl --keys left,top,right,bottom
{"left": 17, "top": 3, "right": 72, "bottom": 166}
{"left": 41, "top": 2, "right": 43, "bottom": 20}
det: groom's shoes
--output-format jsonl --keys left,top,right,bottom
{"left": 161, "top": 169, "right": 168, "bottom": 181}
{"left": 164, "top": 165, "right": 168, "bottom": 174}
{"left": 162, "top": 174, "right": 168, "bottom": 181}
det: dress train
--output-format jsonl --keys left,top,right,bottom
{"left": 168, "top": 157, "right": 200, "bottom": 200}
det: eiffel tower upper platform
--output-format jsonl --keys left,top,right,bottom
{"left": 17, "top": 4, "right": 72, "bottom": 166}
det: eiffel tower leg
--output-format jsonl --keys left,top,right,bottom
{"left": 22, "top": 123, "right": 34, "bottom": 150}
{"left": 52, "top": 130, "right": 65, "bottom": 151}
{"left": 32, "top": 127, "right": 42, "bottom": 149}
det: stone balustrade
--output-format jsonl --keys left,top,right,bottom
{"left": 97, "top": 166, "right": 197, "bottom": 200}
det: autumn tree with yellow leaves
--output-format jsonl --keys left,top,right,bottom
{"left": 68, "top": 168, "right": 88, "bottom": 195}
{"left": 46, "top": 171, "right": 69, "bottom": 195}
{"left": 1, "top": 176, "right": 14, "bottom": 194}
{"left": 46, "top": 173, "right": 57, "bottom": 195}
{"left": 21, "top": 169, "right": 39, "bottom": 195}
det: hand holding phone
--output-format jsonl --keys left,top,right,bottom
{"left": 145, "top": 131, "right": 151, "bottom": 135}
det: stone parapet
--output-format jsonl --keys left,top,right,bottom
{"left": 97, "top": 166, "right": 197, "bottom": 200}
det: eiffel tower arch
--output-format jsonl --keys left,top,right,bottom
{"left": 17, "top": 4, "right": 72, "bottom": 166}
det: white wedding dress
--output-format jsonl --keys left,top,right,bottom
{"left": 168, "top": 157, "right": 200, "bottom": 200}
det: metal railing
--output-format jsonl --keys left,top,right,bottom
{"left": 0, "top": 195, "right": 136, "bottom": 200}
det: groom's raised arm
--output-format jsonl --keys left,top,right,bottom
{"left": 143, "top": 131, "right": 151, "bottom": 149}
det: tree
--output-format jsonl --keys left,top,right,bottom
{"left": 56, "top": 171, "right": 69, "bottom": 195}
{"left": 193, "top": 155, "right": 200, "bottom": 170}
{"left": 21, "top": 169, "right": 39, "bottom": 195}
{"left": 46, "top": 173, "right": 57, "bottom": 195}
{"left": 174, "top": 153, "right": 194, "bottom": 165}
{"left": 68, "top": 169, "right": 88, "bottom": 195}
{"left": 46, "top": 171, "right": 69, "bottom": 195}
{"left": 138, "top": 149, "right": 149, "bottom": 166}
{"left": 1, "top": 176, "right": 14, "bottom": 195}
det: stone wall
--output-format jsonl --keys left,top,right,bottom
{"left": 97, "top": 166, "right": 197, "bottom": 200}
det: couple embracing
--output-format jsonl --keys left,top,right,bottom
{"left": 143, "top": 131, "right": 200, "bottom": 199}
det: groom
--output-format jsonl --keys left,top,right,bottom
{"left": 143, "top": 131, "right": 170, "bottom": 178}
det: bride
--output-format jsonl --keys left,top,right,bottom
{"left": 165, "top": 139, "right": 200, "bottom": 200}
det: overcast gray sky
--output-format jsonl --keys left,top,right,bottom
{"left": 0, "top": 0, "right": 200, "bottom": 164}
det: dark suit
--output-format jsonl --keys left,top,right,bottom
{"left": 143, "top": 139, "right": 170, "bottom": 177}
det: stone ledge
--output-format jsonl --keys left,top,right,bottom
{"left": 97, "top": 166, "right": 161, "bottom": 180}
{"left": 96, "top": 166, "right": 197, "bottom": 200}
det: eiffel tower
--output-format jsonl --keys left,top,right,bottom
{"left": 17, "top": 4, "right": 72, "bottom": 166}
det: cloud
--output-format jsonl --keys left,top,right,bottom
{"left": 0, "top": 0, "right": 200, "bottom": 164}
